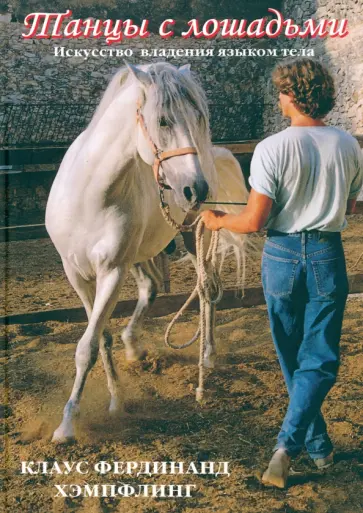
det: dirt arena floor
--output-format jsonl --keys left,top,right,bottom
{"left": 1, "top": 215, "right": 363, "bottom": 512}
{"left": 1, "top": 214, "right": 362, "bottom": 317}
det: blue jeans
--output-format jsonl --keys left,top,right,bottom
{"left": 261, "top": 230, "right": 349, "bottom": 459}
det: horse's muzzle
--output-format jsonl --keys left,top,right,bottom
{"left": 183, "top": 180, "right": 209, "bottom": 206}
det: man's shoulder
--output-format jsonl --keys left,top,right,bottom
{"left": 255, "top": 130, "right": 288, "bottom": 152}
{"left": 254, "top": 127, "right": 362, "bottom": 164}
{"left": 259, "top": 126, "right": 358, "bottom": 147}
{"left": 328, "top": 126, "right": 359, "bottom": 144}
{"left": 323, "top": 128, "right": 362, "bottom": 158}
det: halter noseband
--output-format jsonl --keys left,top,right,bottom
{"left": 136, "top": 99, "right": 198, "bottom": 190}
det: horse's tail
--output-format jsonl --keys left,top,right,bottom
{"left": 212, "top": 146, "right": 263, "bottom": 295}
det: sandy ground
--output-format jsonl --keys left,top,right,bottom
{"left": 1, "top": 214, "right": 362, "bottom": 317}
{"left": 1, "top": 215, "right": 363, "bottom": 512}
{"left": 1, "top": 296, "right": 363, "bottom": 513}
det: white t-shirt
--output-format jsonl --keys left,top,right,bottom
{"left": 249, "top": 126, "right": 363, "bottom": 232}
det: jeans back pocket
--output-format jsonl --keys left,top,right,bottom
{"left": 311, "top": 257, "right": 349, "bottom": 299}
{"left": 262, "top": 252, "right": 299, "bottom": 298}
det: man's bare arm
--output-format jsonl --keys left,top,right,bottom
{"left": 200, "top": 189, "right": 273, "bottom": 233}
{"left": 346, "top": 198, "right": 357, "bottom": 215}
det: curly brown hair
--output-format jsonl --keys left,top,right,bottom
{"left": 272, "top": 58, "right": 336, "bottom": 119}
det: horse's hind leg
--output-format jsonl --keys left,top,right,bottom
{"left": 122, "top": 260, "right": 160, "bottom": 361}
{"left": 100, "top": 329, "right": 122, "bottom": 414}
{"left": 52, "top": 264, "right": 126, "bottom": 443}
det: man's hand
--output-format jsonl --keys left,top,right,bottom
{"left": 200, "top": 210, "right": 226, "bottom": 231}
{"left": 200, "top": 189, "right": 273, "bottom": 234}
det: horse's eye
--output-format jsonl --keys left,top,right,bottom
{"left": 160, "top": 117, "right": 169, "bottom": 128}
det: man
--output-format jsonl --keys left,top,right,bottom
{"left": 201, "top": 57, "right": 363, "bottom": 489}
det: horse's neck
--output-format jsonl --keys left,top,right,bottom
{"left": 84, "top": 85, "right": 141, "bottom": 181}
{"left": 80, "top": 85, "right": 164, "bottom": 214}
{"left": 88, "top": 83, "right": 139, "bottom": 140}
{"left": 84, "top": 82, "right": 184, "bottom": 225}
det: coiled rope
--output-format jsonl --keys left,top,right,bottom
{"left": 159, "top": 191, "right": 223, "bottom": 402}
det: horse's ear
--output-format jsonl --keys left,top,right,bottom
{"left": 179, "top": 64, "right": 191, "bottom": 74}
{"left": 124, "top": 61, "right": 152, "bottom": 87}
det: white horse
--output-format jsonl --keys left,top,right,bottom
{"left": 45, "top": 62, "right": 249, "bottom": 443}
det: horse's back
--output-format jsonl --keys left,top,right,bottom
{"left": 212, "top": 146, "right": 249, "bottom": 211}
{"left": 212, "top": 146, "right": 250, "bottom": 252}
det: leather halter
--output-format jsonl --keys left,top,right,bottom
{"left": 136, "top": 100, "right": 198, "bottom": 190}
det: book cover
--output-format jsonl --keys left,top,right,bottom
{"left": 1, "top": 1, "right": 363, "bottom": 512}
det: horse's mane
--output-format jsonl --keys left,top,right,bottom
{"left": 87, "top": 62, "right": 218, "bottom": 197}
{"left": 141, "top": 63, "right": 210, "bottom": 148}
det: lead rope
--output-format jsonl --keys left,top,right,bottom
{"left": 159, "top": 191, "right": 223, "bottom": 402}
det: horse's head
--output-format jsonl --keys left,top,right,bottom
{"left": 127, "top": 62, "right": 216, "bottom": 212}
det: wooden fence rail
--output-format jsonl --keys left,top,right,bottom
{"left": 1, "top": 137, "right": 362, "bottom": 243}
{"left": 1, "top": 274, "right": 362, "bottom": 327}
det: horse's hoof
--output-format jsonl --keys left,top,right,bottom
{"left": 125, "top": 347, "right": 147, "bottom": 362}
{"left": 203, "top": 354, "right": 216, "bottom": 369}
{"left": 109, "top": 398, "right": 123, "bottom": 416}
{"left": 51, "top": 426, "right": 76, "bottom": 444}
{"left": 52, "top": 435, "right": 76, "bottom": 444}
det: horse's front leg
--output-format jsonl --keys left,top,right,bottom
{"left": 182, "top": 229, "right": 217, "bottom": 369}
{"left": 52, "top": 265, "right": 126, "bottom": 443}
{"left": 61, "top": 260, "right": 123, "bottom": 418}
{"left": 122, "top": 260, "right": 161, "bottom": 361}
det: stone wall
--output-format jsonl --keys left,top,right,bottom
{"left": 2, "top": 2, "right": 363, "bottom": 141}
{"left": 263, "top": 0, "right": 363, "bottom": 136}
{"left": 3, "top": 22, "right": 272, "bottom": 142}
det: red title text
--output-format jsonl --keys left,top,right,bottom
{"left": 22, "top": 9, "right": 349, "bottom": 45}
